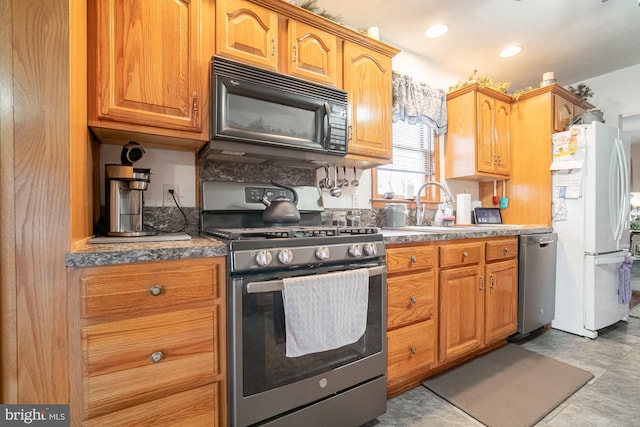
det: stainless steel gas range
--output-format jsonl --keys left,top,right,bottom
{"left": 201, "top": 181, "right": 387, "bottom": 427}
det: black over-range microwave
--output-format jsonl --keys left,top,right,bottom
{"left": 200, "top": 56, "right": 348, "bottom": 167}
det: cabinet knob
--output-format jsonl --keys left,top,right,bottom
{"left": 479, "top": 277, "right": 484, "bottom": 290}
{"left": 293, "top": 44, "right": 297, "bottom": 63}
{"left": 271, "top": 37, "right": 276, "bottom": 57}
{"left": 503, "top": 247, "right": 509, "bottom": 254}
{"left": 410, "top": 256, "right": 417, "bottom": 263}
{"left": 462, "top": 251, "right": 468, "bottom": 259}
{"left": 149, "top": 285, "right": 163, "bottom": 296}
{"left": 410, "top": 346, "right": 417, "bottom": 355}
{"left": 491, "top": 275, "right": 495, "bottom": 289}
{"left": 150, "top": 351, "right": 164, "bottom": 363}
{"left": 410, "top": 296, "right": 417, "bottom": 304}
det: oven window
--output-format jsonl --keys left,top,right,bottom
{"left": 227, "top": 93, "right": 315, "bottom": 140}
{"left": 241, "top": 276, "right": 383, "bottom": 397}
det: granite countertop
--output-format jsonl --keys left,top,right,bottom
{"left": 66, "top": 225, "right": 553, "bottom": 268}
{"left": 381, "top": 225, "right": 553, "bottom": 245}
{"left": 66, "top": 235, "right": 227, "bottom": 268}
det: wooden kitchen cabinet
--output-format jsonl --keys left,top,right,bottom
{"left": 216, "top": 0, "right": 279, "bottom": 70}
{"left": 68, "top": 257, "right": 226, "bottom": 426}
{"left": 216, "top": 0, "right": 339, "bottom": 86}
{"left": 88, "top": 0, "right": 212, "bottom": 148}
{"left": 343, "top": 41, "right": 394, "bottom": 165}
{"left": 438, "top": 241, "right": 485, "bottom": 363}
{"left": 482, "top": 84, "right": 594, "bottom": 225}
{"left": 385, "top": 244, "right": 437, "bottom": 396}
{"left": 484, "top": 239, "right": 518, "bottom": 345}
{"left": 286, "top": 20, "right": 339, "bottom": 86}
{"left": 445, "top": 84, "right": 512, "bottom": 180}
{"left": 438, "top": 237, "right": 517, "bottom": 364}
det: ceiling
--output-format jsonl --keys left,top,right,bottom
{"left": 313, "top": 0, "right": 640, "bottom": 92}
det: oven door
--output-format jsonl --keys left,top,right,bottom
{"left": 228, "top": 263, "right": 386, "bottom": 427}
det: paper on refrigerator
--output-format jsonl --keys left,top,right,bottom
{"left": 549, "top": 126, "right": 586, "bottom": 171}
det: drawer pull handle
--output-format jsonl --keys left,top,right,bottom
{"left": 503, "top": 248, "right": 509, "bottom": 254}
{"left": 149, "top": 285, "right": 163, "bottom": 296}
{"left": 410, "top": 296, "right": 417, "bottom": 304}
{"left": 410, "top": 346, "right": 417, "bottom": 355}
{"left": 410, "top": 256, "right": 417, "bottom": 263}
{"left": 150, "top": 351, "right": 164, "bottom": 363}
{"left": 462, "top": 252, "right": 468, "bottom": 259}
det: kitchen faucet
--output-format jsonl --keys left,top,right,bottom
{"left": 415, "top": 181, "right": 454, "bottom": 225}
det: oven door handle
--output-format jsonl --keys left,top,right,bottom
{"left": 245, "top": 265, "right": 385, "bottom": 294}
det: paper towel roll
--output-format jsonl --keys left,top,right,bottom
{"left": 456, "top": 194, "right": 472, "bottom": 224}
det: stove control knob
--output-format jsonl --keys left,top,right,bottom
{"left": 315, "top": 246, "right": 331, "bottom": 260}
{"left": 255, "top": 250, "right": 273, "bottom": 267}
{"left": 348, "top": 244, "right": 363, "bottom": 257}
{"left": 278, "top": 249, "right": 294, "bottom": 265}
{"left": 363, "top": 243, "right": 377, "bottom": 257}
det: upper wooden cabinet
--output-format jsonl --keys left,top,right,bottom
{"left": 88, "top": 0, "right": 212, "bottom": 147}
{"left": 484, "top": 84, "right": 594, "bottom": 225}
{"left": 286, "top": 20, "right": 338, "bottom": 86}
{"left": 216, "top": 0, "right": 338, "bottom": 86}
{"left": 343, "top": 41, "right": 394, "bottom": 164}
{"left": 216, "top": 0, "right": 279, "bottom": 71}
{"left": 445, "top": 84, "right": 512, "bottom": 180}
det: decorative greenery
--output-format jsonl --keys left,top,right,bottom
{"left": 512, "top": 86, "right": 536, "bottom": 100}
{"left": 448, "top": 70, "right": 511, "bottom": 94}
{"left": 631, "top": 221, "right": 640, "bottom": 231}
{"left": 292, "top": 0, "right": 342, "bottom": 22}
{"left": 567, "top": 83, "right": 595, "bottom": 101}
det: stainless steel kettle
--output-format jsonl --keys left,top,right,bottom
{"left": 261, "top": 181, "right": 301, "bottom": 225}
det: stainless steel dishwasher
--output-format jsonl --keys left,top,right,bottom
{"left": 515, "top": 233, "right": 558, "bottom": 336}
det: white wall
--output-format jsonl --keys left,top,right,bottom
{"left": 100, "top": 144, "right": 197, "bottom": 207}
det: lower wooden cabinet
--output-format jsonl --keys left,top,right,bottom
{"left": 68, "top": 258, "right": 226, "bottom": 426}
{"left": 386, "top": 237, "right": 518, "bottom": 396}
{"left": 385, "top": 244, "right": 437, "bottom": 395}
{"left": 438, "top": 238, "right": 518, "bottom": 365}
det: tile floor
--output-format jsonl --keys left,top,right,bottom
{"left": 364, "top": 290, "right": 640, "bottom": 427}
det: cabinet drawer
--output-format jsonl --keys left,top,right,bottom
{"left": 387, "top": 320, "right": 435, "bottom": 380}
{"left": 83, "top": 307, "right": 218, "bottom": 418}
{"left": 80, "top": 258, "right": 220, "bottom": 318}
{"left": 439, "top": 242, "right": 483, "bottom": 268}
{"left": 387, "top": 246, "right": 434, "bottom": 274}
{"left": 84, "top": 383, "right": 221, "bottom": 427}
{"left": 387, "top": 272, "right": 435, "bottom": 329}
{"left": 486, "top": 238, "right": 518, "bottom": 261}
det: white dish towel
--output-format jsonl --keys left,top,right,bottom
{"left": 282, "top": 269, "right": 369, "bottom": 358}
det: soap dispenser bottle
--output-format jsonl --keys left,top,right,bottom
{"left": 434, "top": 204, "right": 444, "bottom": 226}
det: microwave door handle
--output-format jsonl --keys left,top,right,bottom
{"left": 323, "top": 102, "right": 332, "bottom": 145}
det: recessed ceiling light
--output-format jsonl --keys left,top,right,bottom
{"left": 425, "top": 24, "right": 448, "bottom": 38}
{"left": 499, "top": 45, "right": 523, "bottom": 58}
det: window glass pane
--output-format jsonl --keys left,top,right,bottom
{"left": 376, "top": 121, "right": 435, "bottom": 198}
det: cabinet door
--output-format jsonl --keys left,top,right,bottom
{"left": 287, "top": 20, "right": 338, "bottom": 86}
{"left": 343, "top": 41, "right": 393, "bottom": 162}
{"left": 554, "top": 95, "right": 574, "bottom": 132}
{"left": 493, "top": 98, "right": 511, "bottom": 175}
{"left": 439, "top": 265, "right": 484, "bottom": 363}
{"left": 484, "top": 259, "right": 518, "bottom": 345}
{"left": 476, "top": 93, "right": 495, "bottom": 174}
{"left": 387, "top": 320, "right": 436, "bottom": 385}
{"left": 91, "top": 0, "right": 202, "bottom": 131}
{"left": 216, "top": 0, "right": 278, "bottom": 70}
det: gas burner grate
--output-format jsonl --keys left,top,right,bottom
{"left": 202, "top": 226, "right": 379, "bottom": 240}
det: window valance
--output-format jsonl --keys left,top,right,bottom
{"left": 392, "top": 72, "right": 448, "bottom": 135}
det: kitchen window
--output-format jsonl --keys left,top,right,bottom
{"left": 372, "top": 121, "right": 440, "bottom": 208}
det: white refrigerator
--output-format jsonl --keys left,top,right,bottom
{"left": 551, "top": 121, "right": 630, "bottom": 339}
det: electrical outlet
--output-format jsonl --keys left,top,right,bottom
{"left": 163, "top": 184, "right": 179, "bottom": 207}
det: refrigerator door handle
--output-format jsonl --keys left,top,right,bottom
{"left": 615, "top": 136, "right": 629, "bottom": 242}
{"left": 593, "top": 252, "right": 630, "bottom": 265}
